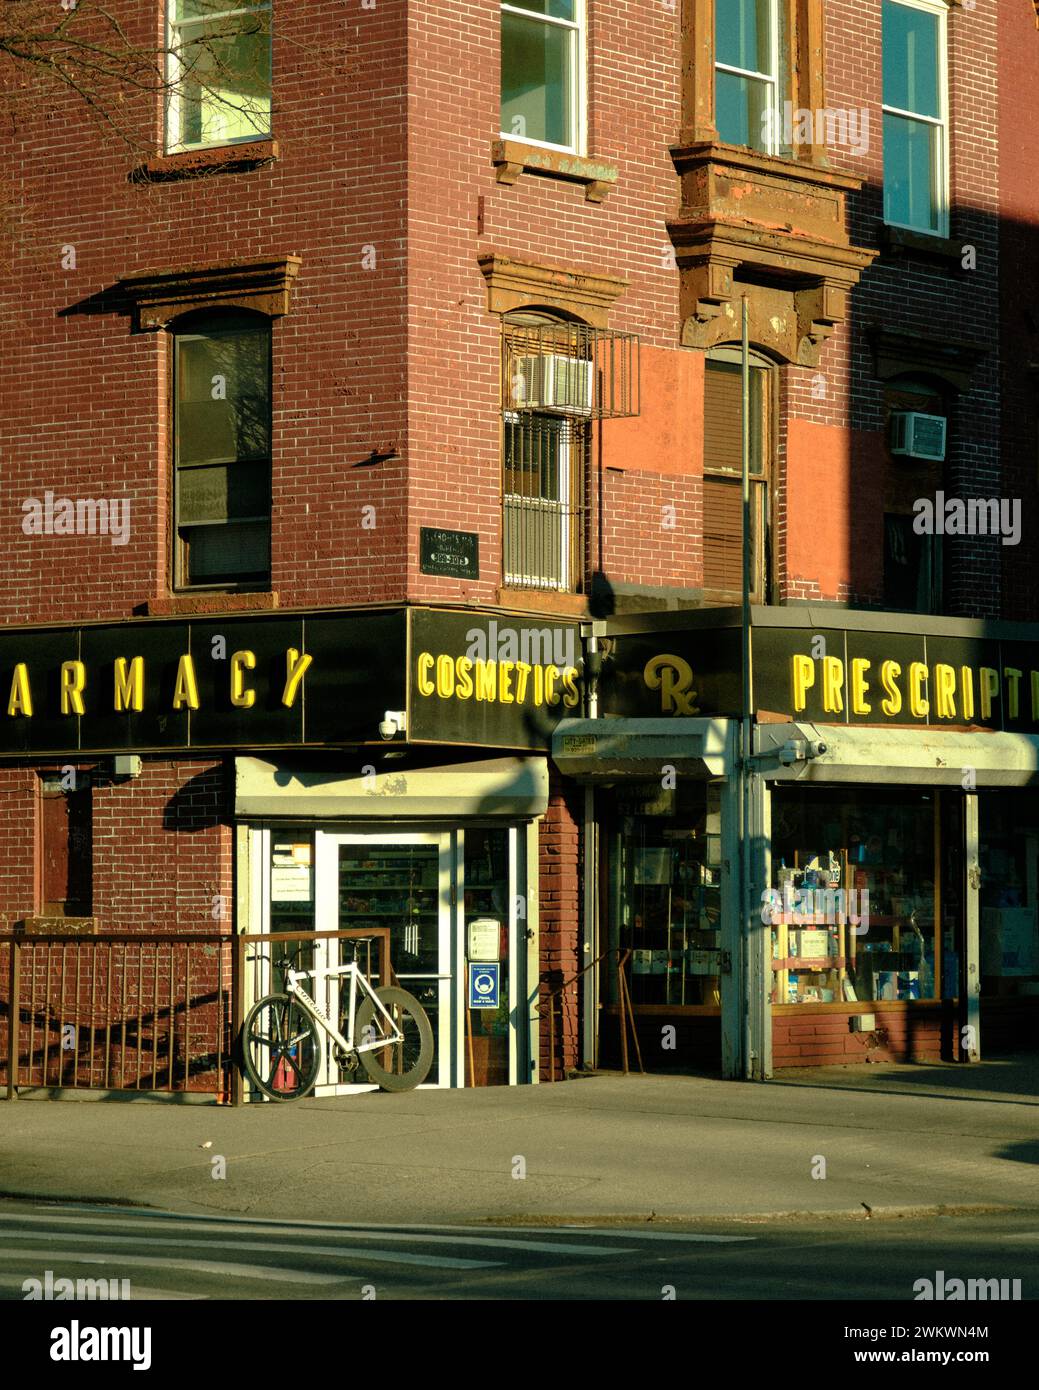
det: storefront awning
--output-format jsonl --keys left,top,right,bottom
{"left": 551, "top": 718, "right": 735, "bottom": 779}
{"left": 234, "top": 755, "right": 549, "bottom": 818}
{"left": 756, "top": 722, "right": 1039, "bottom": 787}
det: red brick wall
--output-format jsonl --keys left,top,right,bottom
{"left": 92, "top": 760, "right": 232, "bottom": 932}
{"left": 538, "top": 771, "right": 582, "bottom": 1080}
{"left": 0, "top": 3, "right": 409, "bottom": 622}
{"left": 407, "top": 0, "right": 698, "bottom": 604}
{"left": 773, "top": 1005, "right": 949, "bottom": 1068}
{"left": 0, "top": 759, "right": 231, "bottom": 930}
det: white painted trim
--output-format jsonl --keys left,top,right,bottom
{"left": 500, "top": 0, "right": 586, "bottom": 156}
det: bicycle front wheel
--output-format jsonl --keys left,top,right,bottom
{"left": 242, "top": 993, "right": 323, "bottom": 1101}
{"left": 357, "top": 986, "right": 434, "bottom": 1091}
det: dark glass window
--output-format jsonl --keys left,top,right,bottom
{"left": 173, "top": 312, "right": 272, "bottom": 588}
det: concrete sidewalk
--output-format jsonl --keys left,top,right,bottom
{"left": 1, "top": 1058, "right": 1037, "bottom": 1225}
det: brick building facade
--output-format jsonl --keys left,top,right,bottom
{"left": 1, "top": 1, "right": 1036, "bottom": 1096}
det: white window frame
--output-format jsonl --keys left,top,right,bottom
{"left": 500, "top": 1, "right": 586, "bottom": 156}
{"left": 881, "top": 0, "right": 950, "bottom": 238}
{"left": 166, "top": 0, "right": 273, "bottom": 155}
{"left": 714, "top": 0, "right": 781, "bottom": 155}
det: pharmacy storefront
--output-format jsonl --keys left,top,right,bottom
{"left": 555, "top": 609, "right": 1039, "bottom": 1077}
{"left": 0, "top": 604, "right": 581, "bottom": 1093}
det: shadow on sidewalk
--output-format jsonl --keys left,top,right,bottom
{"left": 769, "top": 1051, "right": 1039, "bottom": 1106}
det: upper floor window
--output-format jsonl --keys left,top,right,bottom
{"left": 883, "top": 375, "right": 947, "bottom": 613}
{"left": 502, "top": 313, "right": 591, "bottom": 593}
{"left": 500, "top": 2, "right": 584, "bottom": 153}
{"left": 882, "top": 0, "right": 948, "bottom": 235}
{"left": 715, "top": 0, "right": 780, "bottom": 154}
{"left": 702, "top": 351, "right": 772, "bottom": 604}
{"left": 167, "top": 0, "right": 272, "bottom": 153}
{"left": 172, "top": 311, "right": 272, "bottom": 589}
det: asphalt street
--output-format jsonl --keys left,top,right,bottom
{"left": 0, "top": 1199, "right": 1037, "bottom": 1301}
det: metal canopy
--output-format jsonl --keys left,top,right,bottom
{"left": 235, "top": 755, "right": 549, "bottom": 818}
{"left": 755, "top": 721, "right": 1039, "bottom": 787}
{"left": 551, "top": 717, "right": 735, "bottom": 779}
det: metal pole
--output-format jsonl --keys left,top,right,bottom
{"left": 740, "top": 296, "right": 756, "bottom": 1080}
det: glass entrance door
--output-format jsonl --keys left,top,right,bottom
{"left": 315, "top": 831, "right": 453, "bottom": 1092}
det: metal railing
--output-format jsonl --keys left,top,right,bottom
{"left": 536, "top": 946, "right": 644, "bottom": 1083}
{"left": 2, "top": 933, "right": 233, "bottom": 1101}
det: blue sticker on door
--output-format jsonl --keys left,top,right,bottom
{"left": 468, "top": 962, "right": 500, "bottom": 1009}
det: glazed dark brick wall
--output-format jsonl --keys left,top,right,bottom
{"left": 785, "top": 0, "right": 1002, "bottom": 615}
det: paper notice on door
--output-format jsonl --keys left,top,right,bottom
{"left": 468, "top": 917, "right": 501, "bottom": 962}
{"left": 272, "top": 843, "right": 313, "bottom": 902}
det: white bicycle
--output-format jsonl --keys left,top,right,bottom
{"left": 241, "top": 939, "right": 434, "bottom": 1101}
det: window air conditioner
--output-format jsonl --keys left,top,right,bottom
{"left": 889, "top": 411, "right": 947, "bottom": 462}
{"left": 512, "top": 354, "right": 594, "bottom": 415}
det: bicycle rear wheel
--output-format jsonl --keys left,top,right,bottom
{"left": 356, "top": 986, "right": 434, "bottom": 1091}
{"left": 242, "top": 993, "right": 323, "bottom": 1101}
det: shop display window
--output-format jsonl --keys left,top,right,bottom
{"left": 979, "top": 792, "right": 1039, "bottom": 999}
{"left": 606, "top": 782, "right": 723, "bottom": 1007}
{"left": 770, "top": 788, "right": 949, "bottom": 1004}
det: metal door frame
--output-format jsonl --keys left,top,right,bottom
{"left": 315, "top": 828, "right": 454, "bottom": 1091}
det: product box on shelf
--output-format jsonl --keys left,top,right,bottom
{"left": 792, "top": 928, "right": 831, "bottom": 959}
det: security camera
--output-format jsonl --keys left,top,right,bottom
{"left": 778, "top": 738, "right": 828, "bottom": 765}
{"left": 379, "top": 710, "right": 406, "bottom": 740}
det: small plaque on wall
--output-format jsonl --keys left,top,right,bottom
{"left": 419, "top": 528, "right": 479, "bottom": 580}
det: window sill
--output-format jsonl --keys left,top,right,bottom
{"left": 143, "top": 591, "right": 280, "bottom": 617}
{"left": 492, "top": 140, "right": 618, "bottom": 203}
{"left": 131, "top": 139, "right": 278, "bottom": 183}
{"left": 15, "top": 916, "right": 99, "bottom": 936}
{"left": 879, "top": 224, "right": 963, "bottom": 265}
{"left": 497, "top": 587, "right": 587, "bottom": 616}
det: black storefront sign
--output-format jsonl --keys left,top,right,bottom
{"left": 408, "top": 609, "right": 580, "bottom": 749}
{"left": 0, "top": 609, "right": 406, "bottom": 756}
{"left": 600, "top": 624, "right": 742, "bottom": 720}
{"left": 604, "top": 620, "right": 1039, "bottom": 735}
{"left": 752, "top": 629, "right": 1030, "bottom": 732}
{"left": 419, "top": 528, "right": 480, "bottom": 580}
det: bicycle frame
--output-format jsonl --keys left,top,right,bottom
{"left": 283, "top": 961, "right": 404, "bottom": 1057}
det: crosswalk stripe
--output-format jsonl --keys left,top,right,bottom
{"left": 0, "top": 1232, "right": 501, "bottom": 1271}
{"left": 0, "top": 1273, "right": 206, "bottom": 1300}
{"left": 553, "top": 1226, "right": 756, "bottom": 1243}
{"left": 0, "top": 1211, "right": 633, "bottom": 1257}
{"left": 0, "top": 1248, "right": 343, "bottom": 1286}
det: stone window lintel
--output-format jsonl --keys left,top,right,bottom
{"left": 120, "top": 255, "right": 302, "bottom": 331}
{"left": 478, "top": 250, "right": 628, "bottom": 328}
